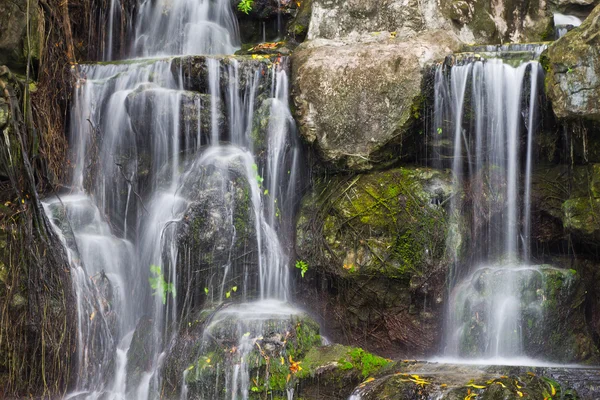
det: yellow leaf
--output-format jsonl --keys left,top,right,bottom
{"left": 495, "top": 382, "right": 507, "bottom": 388}
{"left": 90, "top": 311, "right": 96, "bottom": 321}
{"left": 280, "top": 356, "right": 285, "bottom": 365}
{"left": 527, "top": 372, "right": 536, "bottom": 377}
{"left": 550, "top": 383, "right": 556, "bottom": 396}
{"left": 364, "top": 377, "right": 375, "bottom": 384}
{"left": 187, "top": 365, "right": 194, "bottom": 371}
{"left": 517, "top": 391, "right": 523, "bottom": 397}
{"left": 466, "top": 383, "right": 486, "bottom": 389}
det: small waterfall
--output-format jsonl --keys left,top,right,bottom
{"left": 434, "top": 50, "right": 548, "bottom": 360}
{"left": 44, "top": 0, "right": 302, "bottom": 397}
{"left": 554, "top": 13, "right": 583, "bottom": 39}
{"left": 133, "top": 0, "right": 240, "bottom": 58}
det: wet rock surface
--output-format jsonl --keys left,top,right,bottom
{"left": 350, "top": 361, "right": 600, "bottom": 399}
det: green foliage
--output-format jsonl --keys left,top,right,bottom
{"left": 238, "top": 0, "right": 254, "bottom": 14}
{"left": 148, "top": 265, "right": 176, "bottom": 305}
{"left": 252, "top": 163, "right": 264, "bottom": 186}
{"left": 295, "top": 260, "right": 309, "bottom": 278}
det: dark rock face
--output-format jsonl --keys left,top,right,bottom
{"left": 0, "top": 0, "right": 42, "bottom": 72}
{"left": 545, "top": 3, "right": 600, "bottom": 121}
{"left": 295, "top": 167, "right": 454, "bottom": 357}
{"left": 291, "top": 31, "right": 461, "bottom": 171}
{"left": 172, "top": 55, "right": 275, "bottom": 96}
{"left": 126, "top": 317, "right": 155, "bottom": 392}
{"left": 172, "top": 163, "right": 257, "bottom": 321}
{"left": 125, "top": 84, "right": 225, "bottom": 151}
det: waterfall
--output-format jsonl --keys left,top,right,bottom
{"left": 434, "top": 51, "right": 549, "bottom": 360}
{"left": 43, "top": 1, "right": 302, "bottom": 398}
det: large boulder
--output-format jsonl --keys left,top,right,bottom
{"left": 295, "top": 167, "right": 454, "bottom": 357}
{"left": 291, "top": 31, "right": 460, "bottom": 171}
{"left": 545, "top": 4, "right": 600, "bottom": 120}
{"left": 308, "top": 0, "right": 551, "bottom": 44}
{"left": 0, "top": 0, "right": 43, "bottom": 72}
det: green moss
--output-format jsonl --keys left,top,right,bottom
{"left": 346, "top": 347, "right": 391, "bottom": 378}
{"left": 563, "top": 197, "right": 600, "bottom": 235}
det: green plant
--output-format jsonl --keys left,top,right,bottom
{"left": 252, "top": 163, "right": 264, "bottom": 186}
{"left": 149, "top": 265, "right": 176, "bottom": 305}
{"left": 238, "top": 0, "right": 253, "bottom": 14}
{"left": 295, "top": 260, "right": 309, "bottom": 278}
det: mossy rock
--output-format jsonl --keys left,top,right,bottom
{"left": 287, "top": 0, "right": 313, "bottom": 44}
{"left": 297, "top": 167, "right": 453, "bottom": 279}
{"left": 449, "top": 265, "right": 598, "bottom": 362}
{"left": 295, "top": 166, "right": 454, "bottom": 357}
{"left": 545, "top": 3, "right": 600, "bottom": 120}
{"left": 183, "top": 304, "right": 323, "bottom": 399}
{"left": 531, "top": 163, "right": 600, "bottom": 246}
{"left": 294, "top": 344, "right": 392, "bottom": 399}
{"left": 173, "top": 162, "right": 257, "bottom": 317}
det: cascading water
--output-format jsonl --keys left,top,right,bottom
{"left": 430, "top": 49, "right": 570, "bottom": 362}
{"left": 42, "top": 1, "right": 303, "bottom": 398}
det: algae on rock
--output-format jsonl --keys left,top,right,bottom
{"left": 295, "top": 166, "right": 454, "bottom": 357}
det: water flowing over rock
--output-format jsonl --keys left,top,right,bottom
{"left": 430, "top": 45, "right": 600, "bottom": 364}
{"left": 545, "top": 3, "right": 600, "bottom": 120}
{"left": 446, "top": 265, "right": 597, "bottom": 362}
{"left": 7, "top": 0, "right": 600, "bottom": 398}
{"left": 292, "top": 30, "right": 461, "bottom": 171}
{"left": 41, "top": 4, "right": 305, "bottom": 395}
